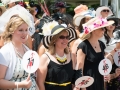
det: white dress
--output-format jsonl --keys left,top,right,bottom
{"left": 100, "top": 36, "right": 116, "bottom": 53}
{"left": 9, "top": 56, "right": 37, "bottom": 90}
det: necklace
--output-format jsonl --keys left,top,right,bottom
{"left": 56, "top": 53, "right": 67, "bottom": 64}
{"left": 12, "top": 43, "right": 25, "bottom": 58}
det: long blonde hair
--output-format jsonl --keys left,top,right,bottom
{"left": 2, "top": 15, "right": 26, "bottom": 42}
{"left": 48, "top": 30, "right": 69, "bottom": 55}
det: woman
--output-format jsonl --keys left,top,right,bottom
{"left": 37, "top": 21, "right": 78, "bottom": 90}
{"left": 105, "top": 30, "right": 120, "bottom": 90}
{"left": 0, "top": 15, "right": 37, "bottom": 89}
{"left": 96, "top": 6, "right": 113, "bottom": 18}
{"left": 100, "top": 16, "right": 119, "bottom": 53}
{"left": 76, "top": 17, "right": 114, "bottom": 90}
{"left": 72, "top": 5, "right": 95, "bottom": 68}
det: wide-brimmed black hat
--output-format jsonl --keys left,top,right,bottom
{"left": 42, "top": 24, "right": 77, "bottom": 49}
{"left": 107, "top": 16, "right": 119, "bottom": 26}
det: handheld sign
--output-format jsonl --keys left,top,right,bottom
{"left": 75, "top": 76, "right": 94, "bottom": 88}
{"left": 22, "top": 50, "right": 40, "bottom": 73}
{"left": 113, "top": 50, "right": 120, "bottom": 66}
{"left": 98, "top": 59, "right": 112, "bottom": 75}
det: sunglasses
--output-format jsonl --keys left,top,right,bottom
{"left": 59, "top": 35, "right": 69, "bottom": 40}
{"left": 35, "top": 8, "right": 38, "bottom": 12}
{"left": 102, "top": 10, "right": 109, "bottom": 12}
{"left": 112, "top": 23, "right": 116, "bottom": 26}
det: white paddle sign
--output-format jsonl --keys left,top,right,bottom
{"left": 113, "top": 50, "right": 120, "bottom": 66}
{"left": 98, "top": 59, "right": 112, "bottom": 75}
{"left": 22, "top": 50, "right": 40, "bottom": 73}
{"left": 75, "top": 76, "right": 94, "bottom": 88}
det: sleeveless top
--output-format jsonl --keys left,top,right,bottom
{"left": 44, "top": 53, "right": 74, "bottom": 90}
{"left": 78, "top": 40, "right": 105, "bottom": 90}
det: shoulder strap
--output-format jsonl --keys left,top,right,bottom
{"left": 44, "top": 53, "right": 51, "bottom": 60}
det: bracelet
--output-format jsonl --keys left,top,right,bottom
{"left": 15, "top": 82, "right": 18, "bottom": 90}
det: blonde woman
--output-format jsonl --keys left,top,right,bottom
{"left": 0, "top": 15, "right": 37, "bottom": 89}
{"left": 37, "top": 22, "right": 78, "bottom": 90}
{"left": 76, "top": 17, "right": 114, "bottom": 90}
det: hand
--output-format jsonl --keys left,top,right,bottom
{"left": 104, "top": 74, "right": 110, "bottom": 82}
{"left": 73, "top": 86, "right": 80, "bottom": 90}
{"left": 115, "top": 68, "right": 120, "bottom": 77}
{"left": 20, "top": 74, "right": 32, "bottom": 89}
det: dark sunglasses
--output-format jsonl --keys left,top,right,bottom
{"left": 59, "top": 35, "right": 69, "bottom": 40}
{"left": 102, "top": 10, "right": 109, "bottom": 12}
{"left": 35, "top": 8, "right": 38, "bottom": 12}
{"left": 112, "top": 23, "right": 116, "bottom": 26}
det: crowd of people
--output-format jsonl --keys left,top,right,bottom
{"left": 0, "top": 0, "right": 120, "bottom": 90}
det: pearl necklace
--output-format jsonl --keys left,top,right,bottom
{"left": 56, "top": 53, "right": 67, "bottom": 64}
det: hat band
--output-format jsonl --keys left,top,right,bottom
{"left": 51, "top": 25, "right": 65, "bottom": 34}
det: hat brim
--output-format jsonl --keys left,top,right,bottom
{"left": 96, "top": 6, "right": 113, "bottom": 17}
{"left": 73, "top": 12, "right": 94, "bottom": 26}
{"left": 42, "top": 27, "right": 77, "bottom": 49}
{"left": 80, "top": 20, "right": 114, "bottom": 40}
{"left": 73, "top": 14, "right": 84, "bottom": 26}
{"left": 107, "top": 17, "right": 119, "bottom": 26}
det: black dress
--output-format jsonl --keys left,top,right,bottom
{"left": 44, "top": 54, "right": 74, "bottom": 90}
{"left": 107, "top": 63, "right": 120, "bottom": 90}
{"left": 77, "top": 40, "right": 105, "bottom": 90}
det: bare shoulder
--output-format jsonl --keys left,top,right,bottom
{"left": 39, "top": 53, "right": 50, "bottom": 65}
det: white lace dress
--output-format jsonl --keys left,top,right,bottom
{"left": 9, "top": 56, "right": 37, "bottom": 90}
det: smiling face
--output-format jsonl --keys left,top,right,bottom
{"left": 12, "top": 23, "right": 28, "bottom": 43}
{"left": 55, "top": 30, "right": 69, "bottom": 49}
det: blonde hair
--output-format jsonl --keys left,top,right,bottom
{"left": 48, "top": 30, "right": 69, "bottom": 55}
{"left": 2, "top": 15, "right": 26, "bottom": 42}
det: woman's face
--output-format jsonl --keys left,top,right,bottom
{"left": 55, "top": 31, "right": 69, "bottom": 49}
{"left": 106, "top": 21, "right": 116, "bottom": 31}
{"left": 101, "top": 9, "right": 110, "bottom": 18}
{"left": 12, "top": 23, "right": 28, "bottom": 43}
{"left": 93, "top": 28, "right": 105, "bottom": 38}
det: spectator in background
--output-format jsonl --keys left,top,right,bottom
{"left": 100, "top": 16, "right": 119, "bottom": 54}
{"left": 96, "top": 6, "right": 113, "bottom": 18}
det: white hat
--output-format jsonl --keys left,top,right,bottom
{"left": 1, "top": 0, "right": 23, "bottom": 5}
{"left": 73, "top": 10, "right": 95, "bottom": 26}
{"left": 0, "top": 5, "right": 35, "bottom": 36}
{"left": 95, "top": 6, "right": 113, "bottom": 17}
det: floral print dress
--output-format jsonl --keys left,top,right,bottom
{"left": 9, "top": 56, "right": 37, "bottom": 90}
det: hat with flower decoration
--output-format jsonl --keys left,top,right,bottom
{"left": 41, "top": 21, "right": 77, "bottom": 49}
{"left": 80, "top": 17, "right": 114, "bottom": 40}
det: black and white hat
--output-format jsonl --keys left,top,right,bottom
{"left": 42, "top": 22, "right": 77, "bottom": 49}
{"left": 110, "top": 30, "right": 120, "bottom": 45}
